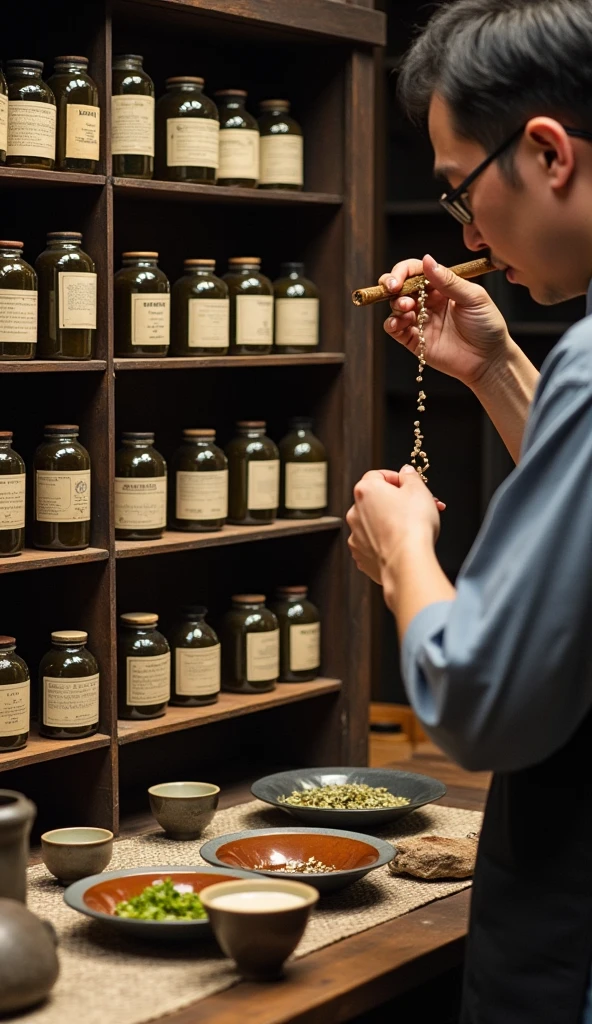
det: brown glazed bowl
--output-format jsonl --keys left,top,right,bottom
{"left": 200, "top": 827, "right": 395, "bottom": 894}
{"left": 200, "top": 878, "right": 319, "bottom": 980}
{"left": 41, "top": 827, "right": 114, "bottom": 885}
{"left": 148, "top": 782, "right": 220, "bottom": 840}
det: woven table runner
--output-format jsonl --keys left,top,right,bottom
{"left": 23, "top": 799, "right": 482, "bottom": 1024}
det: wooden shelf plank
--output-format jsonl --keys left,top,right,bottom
{"left": 118, "top": 678, "right": 342, "bottom": 744}
{"left": 0, "top": 547, "right": 109, "bottom": 575}
{"left": 112, "top": 177, "right": 343, "bottom": 207}
{"left": 0, "top": 360, "right": 107, "bottom": 373}
{"left": 114, "top": 353, "right": 345, "bottom": 370}
{"left": 0, "top": 167, "right": 106, "bottom": 188}
{"left": 0, "top": 727, "right": 111, "bottom": 772}
{"left": 115, "top": 517, "right": 342, "bottom": 559}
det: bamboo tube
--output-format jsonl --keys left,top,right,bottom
{"left": 351, "top": 257, "right": 496, "bottom": 307}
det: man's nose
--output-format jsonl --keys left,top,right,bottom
{"left": 463, "top": 222, "right": 489, "bottom": 252}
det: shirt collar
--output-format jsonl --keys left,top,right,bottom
{"left": 587, "top": 279, "right": 592, "bottom": 316}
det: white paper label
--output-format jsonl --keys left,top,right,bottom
{"left": 58, "top": 273, "right": 97, "bottom": 330}
{"left": 248, "top": 459, "right": 279, "bottom": 511}
{"left": 246, "top": 629, "right": 279, "bottom": 682}
{"left": 236, "top": 294, "right": 273, "bottom": 347}
{"left": 66, "top": 105, "right": 100, "bottom": 160}
{"left": 7, "top": 100, "right": 56, "bottom": 160}
{"left": 43, "top": 673, "right": 99, "bottom": 728}
{"left": 111, "top": 94, "right": 155, "bottom": 156}
{"left": 0, "top": 474, "right": 25, "bottom": 529}
{"left": 36, "top": 470, "right": 91, "bottom": 523}
{"left": 275, "top": 298, "right": 319, "bottom": 347}
{"left": 175, "top": 645, "right": 221, "bottom": 696}
{"left": 0, "top": 680, "right": 29, "bottom": 737}
{"left": 285, "top": 462, "right": 328, "bottom": 510}
{"left": 188, "top": 298, "right": 229, "bottom": 348}
{"left": 218, "top": 128, "right": 259, "bottom": 180}
{"left": 115, "top": 476, "right": 167, "bottom": 530}
{"left": 0, "top": 289, "right": 38, "bottom": 344}
{"left": 0, "top": 94, "right": 8, "bottom": 153}
{"left": 126, "top": 652, "right": 170, "bottom": 706}
{"left": 259, "top": 134, "right": 303, "bottom": 186}
{"left": 176, "top": 469, "right": 228, "bottom": 521}
{"left": 166, "top": 117, "right": 219, "bottom": 169}
{"left": 131, "top": 293, "right": 170, "bottom": 346}
{"left": 290, "top": 622, "right": 321, "bottom": 672}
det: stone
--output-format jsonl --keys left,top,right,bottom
{"left": 388, "top": 835, "right": 477, "bottom": 880}
{"left": 0, "top": 898, "right": 59, "bottom": 1013}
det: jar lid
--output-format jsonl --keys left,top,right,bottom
{"left": 122, "top": 251, "right": 159, "bottom": 258}
{"left": 113, "top": 54, "right": 144, "bottom": 62}
{"left": 183, "top": 428, "right": 216, "bottom": 437}
{"left": 228, "top": 257, "right": 261, "bottom": 265}
{"left": 51, "top": 630, "right": 88, "bottom": 643}
{"left": 236, "top": 420, "right": 266, "bottom": 429}
{"left": 231, "top": 594, "right": 265, "bottom": 604}
{"left": 0, "top": 636, "right": 16, "bottom": 649}
{"left": 44, "top": 424, "right": 79, "bottom": 434}
{"left": 289, "top": 415, "right": 313, "bottom": 429}
{"left": 122, "top": 431, "right": 154, "bottom": 440}
{"left": 0, "top": 431, "right": 13, "bottom": 440}
{"left": 54, "top": 55, "right": 89, "bottom": 65}
{"left": 166, "top": 76, "right": 204, "bottom": 85}
{"left": 181, "top": 604, "right": 208, "bottom": 617}
{"left": 0, "top": 241, "right": 24, "bottom": 249}
{"left": 280, "top": 261, "right": 305, "bottom": 274}
{"left": 260, "top": 98, "right": 290, "bottom": 110}
{"left": 47, "top": 231, "right": 82, "bottom": 240}
{"left": 6, "top": 59, "right": 43, "bottom": 71}
{"left": 276, "top": 585, "right": 308, "bottom": 596}
{"left": 184, "top": 259, "right": 216, "bottom": 266}
{"left": 215, "top": 89, "right": 247, "bottom": 97}
{"left": 120, "top": 612, "right": 159, "bottom": 626}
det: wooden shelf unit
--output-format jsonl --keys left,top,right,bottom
{"left": 0, "top": 0, "right": 381, "bottom": 839}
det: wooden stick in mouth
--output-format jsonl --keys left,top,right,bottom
{"left": 351, "top": 257, "right": 496, "bottom": 307}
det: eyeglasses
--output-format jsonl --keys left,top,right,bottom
{"left": 439, "top": 124, "right": 592, "bottom": 224}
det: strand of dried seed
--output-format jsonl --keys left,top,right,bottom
{"left": 411, "top": 277, "right": 430, "bottom": 484}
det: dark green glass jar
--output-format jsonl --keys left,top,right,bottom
{"left": 171, "top": 428, "right": 228, "bottom": 532}
{"left": 258, "top": 99, "right": 303, "bottom": 190}
{"left": 0, "top": 68, "right": 7, "bottom": 163}
{"left": 155, "top": 76, "right": 219, "bottom": 183}
{"left": 279, "top": 417, "right": 328, "bottom": 519}
{"left": 168, "top": 606, "right": 220, "bottom": 707}
{"left": 115, "top": 431, "right": 167, "bottom": 540}
{"left": 171, "top": 259, "right": 229, "bottom": 355}
{"left": 6, "top": 59, "right": 56, "bottom": 170}
{"left": 39, "top": 630, "right": 99, "bottom": 740}
{"left": 47, "top": 56, "right": 100, "bottom": 174}
{"left": 215, "top": 89, "right": 259, "bottom": 187}
{"left": 36, "top": 231, "right": 96, "bottom": 360}
{"left": 270, "top": 586, "right": 321, "bottom": 682}
{"left": 118, "top": 612, "right": 170, "bottom": 720}
{"left": 273, "top": 262, "right": 319, "bottom": 352}
{"left": 0, "top": 636, "right": 29, "bottom": 752}
{"left": 0, "top": 432, "right": 25, "bottom": 558}
{"left": 226, "top": 421, "right": 279, "bottom": 525}
{"left": 223, "top": 257, "right": 273, "bottom": 354}
{"left": 0, "top": 241, "right": 37, "bottom": 361}
{"left": 222, "top": 594, "right": 279, "bottom": 694}
{"left": 33, "top": 425, "right": 91, "bottom": 550}
{"left": 114, "top": 252, "right": 170, "bottom": 357}
{"left": 112, "top": 54, "right": 154, "bottom": 179}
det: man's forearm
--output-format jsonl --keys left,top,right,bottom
{"left": 382, "top": 537, "right": 456, "bottom": 642}
{"left": 471, "top": 340, "right": 540, "bottom": 463}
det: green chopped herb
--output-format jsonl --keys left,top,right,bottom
{"left": 114, "top": 877, "right": 207, "bottom": 921}
{"left": 278, "top": 783, "right": 411, "bottom": 810}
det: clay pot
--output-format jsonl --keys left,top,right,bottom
{"left": 0, "top": 789, "right": 36, "bottom": 902}
{"left": 0, "top": 898, "right": 59, "bottom": 1013}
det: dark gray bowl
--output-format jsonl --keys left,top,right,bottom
{"left": 251, "top": 767, "right": 446, "bottom": 829}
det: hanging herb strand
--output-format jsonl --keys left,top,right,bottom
{"left": 410, "top": 278, "right": 430, "bottom": 484}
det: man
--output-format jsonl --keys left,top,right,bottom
{"left": 346, "top": 1, "right": 592, "bottom": 1021}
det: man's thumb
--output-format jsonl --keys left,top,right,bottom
{"left": 400, "top": 464, "right": 421, "bottom": 482}
{"left": 423, "top": 253, "right": 483, "bottom": 304}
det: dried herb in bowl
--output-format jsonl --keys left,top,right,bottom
{"left": 278, "top": 783, "right": 410, "bottom": 810}
{"left": 114, "top": 877, "right": 208, "bottom": 921}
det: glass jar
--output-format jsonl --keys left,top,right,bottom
{"left": 270, "top": 586, "right": 321, "bottom": 682}
{"left": 222, "top": 594, "right": 279, "bottom": 694}
{"left": 273, "top": 262, "right": 319, "bottom": 352}
{"left": 170, "top": 259, "right": 229, "bottom": 355}
{"left": 47, "top": 56, "right": 100, "bottom": 174}
{"left": 0, "top": 68, "right": 8, "bottom": 163}
{"left": 35, "top": 231, "right": 96, "bottom": 360}
{"left": 114, "top": 252, "right": 170, "bottom": 357}
{"left": 258, "top": 99, "right": 303, "bottom": 190}
{"left": 5, "top": 59, "right": 56, "bottom": 170}
{"left": 33, "top": 424, "right": 91, "bottom": 550}
{"left": 0, "top": 636, "right": 30, "bottom": 752}
{"left": 168, "top": 606, "right": 220, "bottom": 707}
{"left": 223, "top": 258, "right": 273, "bottom": 354}
{"left": 279, "top": 417, "right": 328, "bottom": 519}
{"left": 118, "top": 612, "right": 170, "bottom": 720}
{"left": 112, "top": 54, "right": 154, "bottom": 179}
{"left": 0, "top": 432, "right": 25, "bottom": 558}
{"left": 226, "top": 421, "right": 279, "bottom": 526}
{"left": 0, "top": 241, "right": 38, "bottom": 361}
{"left": 214, "top": 89, "right": 259, "bottom": 188}
{"left": 39, "top": 630, "right": 99, "bottom": 739}
{"left": 155, "top": 76, "right": 219, "bottom": 183}
{"left": 171, "top": 428, "right": 228, "bottom": 532}
{"left": 115, "top": 431, "right": 167, "bottom": 540}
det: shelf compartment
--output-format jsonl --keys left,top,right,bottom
{"left": 0, "top": 360, "right": 107, "bottom": 374}
{"left": 118, "top": 677, "right": 342, "bottom": 744}
{"left": 114, "top": 353, "right": 345, "bottom": 371}
{"left": 0, "top": 547, "right": 109, "bottom": 575}
{"left": 112, "top": 177, "right": 343, "bottom": 207}
{"left": 0, "top": 727, "right": 111, "bottom": 773}
{"left": 385, "top": 200, "right": 443, "bottom": 216}
{"left": 509, "top": 321, "right": 573, "bottom": 337}
{"left": 115, "top": 517, "right": 342, "bottom": 559}
{"left": 0, "top": 168, "right": 106, "bottom": 189}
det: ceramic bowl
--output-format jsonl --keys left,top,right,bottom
{"left": 251, "top": 767, "right": 447, "bottom": 829}
{"left": 41, "top": 827, "right": 114, "bottom": 885}
{"left": 64, "top": 866, "right": 256, "bottom": 941}
{"left": 148, "top": 781, "right": 220, "bottom": 840}
{"left": 200, "top": 878, "right": 319, "bottom": 981}
{"left": 200, "top": 827, "right": 395, "bottom": 894}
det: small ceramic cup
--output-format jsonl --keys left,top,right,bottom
{"left": 200, "top": 878, "right": 319, "bottom": 981}
{"left": 148, "top": 782, "right": 220, "bottom": 840}
{"left": 41, "top": 827, "right": 113, "bottom": 885}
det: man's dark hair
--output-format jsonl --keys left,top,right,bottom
{"left": 398, "top": 0, "right": 592, "bottom": 177}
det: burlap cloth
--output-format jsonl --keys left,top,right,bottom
{"left": 23, "top": 799, "right": 482, "bottom": 1024}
